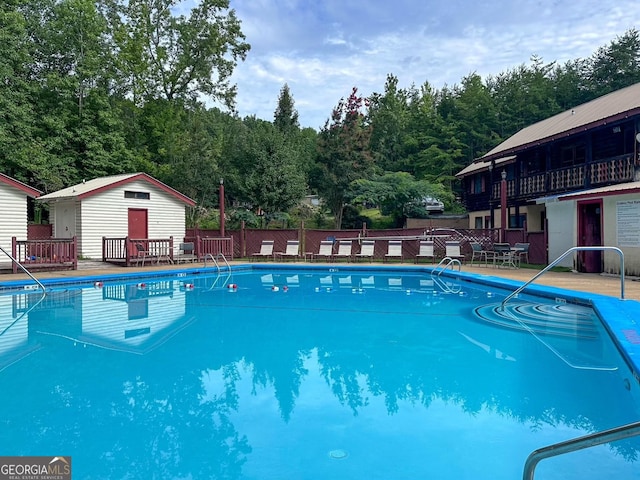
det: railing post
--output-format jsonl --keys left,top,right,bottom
{"left": 12, "top": 236, "right": 18, "bottom": 274}
{"left": 72, "top": 236, "right": 78, "bottom": 270}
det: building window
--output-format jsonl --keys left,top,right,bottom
{"left": 509, "top": 214, "right": 527, "bottom": 229}
{"left": 474, "top": 217, "right": 483, "bottom": 228}
{"left": 124, "top": 191, "right": 150, "bottom": 200}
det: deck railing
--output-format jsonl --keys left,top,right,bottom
{"left": 102, "top": 237, "right": 174, "bottom": 266}
{"left": 198, "top": 236, "right": 234, "bottom": 261}
{"left": 11, "top": 236, "right": 77, "bottom": 273}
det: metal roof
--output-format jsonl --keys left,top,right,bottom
{"left": 0, "top": 173, "right": 41, "bottom": 198}
{"left": 480, "top": 82, "right": 640, "bottom": 162}
{"left": 558, "top": 181, "right": 640, "bottom": 201}
{"left": 455, "top": 155, "right": 516, "bottom": 177}
{"left": 37, "top": 173, "right": 195, "bottom": 206}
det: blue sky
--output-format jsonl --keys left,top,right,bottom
{"left": 225, "top": 0, "right": 640, "bottom": 129}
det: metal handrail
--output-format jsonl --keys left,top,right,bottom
{"left": 430, "top": 257, "right": 462, "bottom": 294}
{"left": 0, "top": 245, "right": 46, "bottom": 293}
{"left": 203, "top": 253, "right": 230, "bottom": 272}
{"left": 523, "top": 420, "right": 640, "bottom": 480}
{"left": 501, "top": 246, "right": 624, "bottom": 310}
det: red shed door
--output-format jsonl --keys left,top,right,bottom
{"left": 128, "top": 209, "right": 148, "bottom": 256}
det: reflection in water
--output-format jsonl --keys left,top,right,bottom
{"left": 0, "top": 271, "right": 639, "bottom": 479}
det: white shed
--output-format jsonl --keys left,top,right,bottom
{"left": 0, "top": 173, "right": 41, "bottom": 258}
{"left": 37, "top": 173, "right": 195, "bottom": 260}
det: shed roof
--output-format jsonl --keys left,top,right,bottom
{"left": 37, "top": 173, "right": 196, "bottom": 206}
{"left": 0, "top": 173, "right": 41, "bottom": 198}
{"left": 479, "top": 82, "right": 640, "bottom": 163}
{"left": 558, "top": 181, "right": 640, "bottom": 201}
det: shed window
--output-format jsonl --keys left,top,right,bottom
{"left": 124, "top": 191, "right": 150, "bottom": 200}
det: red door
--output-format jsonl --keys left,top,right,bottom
{"left": 128, "top": 209, "right": 148, "bottom": 256}
{"left": 577, "top": 200, "right": 602, "bottom": 273}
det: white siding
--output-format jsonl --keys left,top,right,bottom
{"left": 546, "top": 200, "right": 576, "bottom": 268}
{"left": 78, "top": 180, "right": 187, "bottom": 259}
{"left": 79, "top": 286, "right": 187, "bottom": 352}
{"left": 602, "top": 193, "right": 640, "bottom": 276}
{"left": 0, "top": 184, "right": 28, "bottom": 254}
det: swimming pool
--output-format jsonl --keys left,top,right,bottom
{"left": 1, "top": 265, "right": 639, "bottom": 479}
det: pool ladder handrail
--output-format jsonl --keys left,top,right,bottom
{"left": 0, "top": 245, "right": 46, "bottom": 294}
{"left": 501, "top": 246, "right": 624, "bottom": 310}
{"left": 203, "top": 253, "right": 230, "bottom": 272}
{"left": 523, "top": 419, "right": 640, "bottom": 480}
{"left": 431, "top": 257, "right": 462, "bottom": 294}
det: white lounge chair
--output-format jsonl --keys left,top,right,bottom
{"left": 312, "top": 240, "right": 334, "bottom": 262}
{"left": 415, "top": 240, "right": 435, "bottom": 263}
{"left": 276, "top": 240, "right": 300, "bottom": 261}
{"left": 384, "top": 240, "right": 403, "bottom": 263}
{"left": 445, "top": 241, "right": 465, "bottom": 263}
{"left": 333, "top": 240, "right": 353, "bottom": 262}
{"left": 354, "top": 240, "right": 375, "bottom": 262}
{"left": 251, "top": 240, "right": 274, "bottom": 261}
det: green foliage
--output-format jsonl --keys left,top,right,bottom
{"left": 351, "top": 172, "right": 452, "bottom": 226}
{"left": 314, "top": 87, "right": 375, "bottom": 228}
{"left": 1, "top": 2, "right": 638, "bottom": 233}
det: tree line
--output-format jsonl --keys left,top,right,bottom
{"left": 2, "top": 0, "right": 639, "bottom": 228}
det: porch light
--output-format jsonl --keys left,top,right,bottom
{"left": 501, "top": 170, "right": 507, "bottom": 180}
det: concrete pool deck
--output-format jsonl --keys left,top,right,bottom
{"left": 1, "top": 259, "right": 638, "bottom": 301}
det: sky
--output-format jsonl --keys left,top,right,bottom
{"left": 224, "top": 0, "right": 640, "bottom": 130}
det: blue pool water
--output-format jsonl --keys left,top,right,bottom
{"left": 1, "top": 266, "right": 639, "bottom": 479}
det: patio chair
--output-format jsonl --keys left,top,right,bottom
{"left": 513, "top": 242, "right": 530, "bottom": 266}
{"left": 333, "top": 240, "right": 353, "bottom": 262}
{"left": 491, "top": 243, "right": 515, "bottom": 268}
{"left": 470, "top": 242, "right": 492, "bottom": 266}
{"left": 251, "top": 240, "right": 275, "bottom": 261}
{"left": 384, "top": 240, "right": 403, "bottom": 263}
{"left": 354, "top": 239, "right": 375, "bottom": 262}
{"left": 415, "top": 240, "right": 435, "bottom": 264}
{"left": 176, "top": 242, "right": 197, "bottom": 263}
{"left": 312, "top": 240, "right": 334, "bottom": 262}
{"left": 134, "top": 242, "right": 151, "bottom": 267}
{"left": 444, "top": 241, "right": 465, "bottom": 263}
{"left": 275, "top": 240, "right": 300, "bottom": 261}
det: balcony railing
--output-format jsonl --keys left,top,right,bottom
{"left": 488, "top": 154, "right": 634, "bottom": 202}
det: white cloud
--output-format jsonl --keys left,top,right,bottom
{"left": 224, "top": 0, "right": 640, "bottom": 129}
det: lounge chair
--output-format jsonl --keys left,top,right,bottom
{"left": 445, "top": 241, "right": 465, "bottom": 263}
{"left": 312, "top": 240, "right": 334, "bottom": 262}
{"left": 333, "top": 240, "right": 353, "bottom": 262}
{"left": 275, "top": 240, "right": 300, "bottom": 261}
{"left": 251, "top": 240, "right": 274, "bottom": 261}
{"left": 354, "top": 240, "right": 375, "bottom": 262}
{"left": 384, "top": 240, "right": 403, "bottom": 263}
{"left": 415, "top": 240, "right": 435, "bottom": 263}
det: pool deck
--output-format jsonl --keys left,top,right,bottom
{"left": 2, "top": 259, "right": 638, "bottom": 300}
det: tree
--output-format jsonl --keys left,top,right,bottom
{"left": 103, "top": 0, "right": 250, "bottom": 107}
{"left": 314, "top": 87, "right": 374, "bottom": 228}
{"left": 273, "top": 83, "right": 299, "bottom": 134}
{"left": 588, "top": 28, "right": 640, "bottom": 97}
{"left": 367, "top": 74, "right": 409, "bottom": 172}
{"left": 234, "top": 118, "right": 307, "bottom": 219}
{"left": 351, "top": 172, "right": 452, "bottom": 226}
